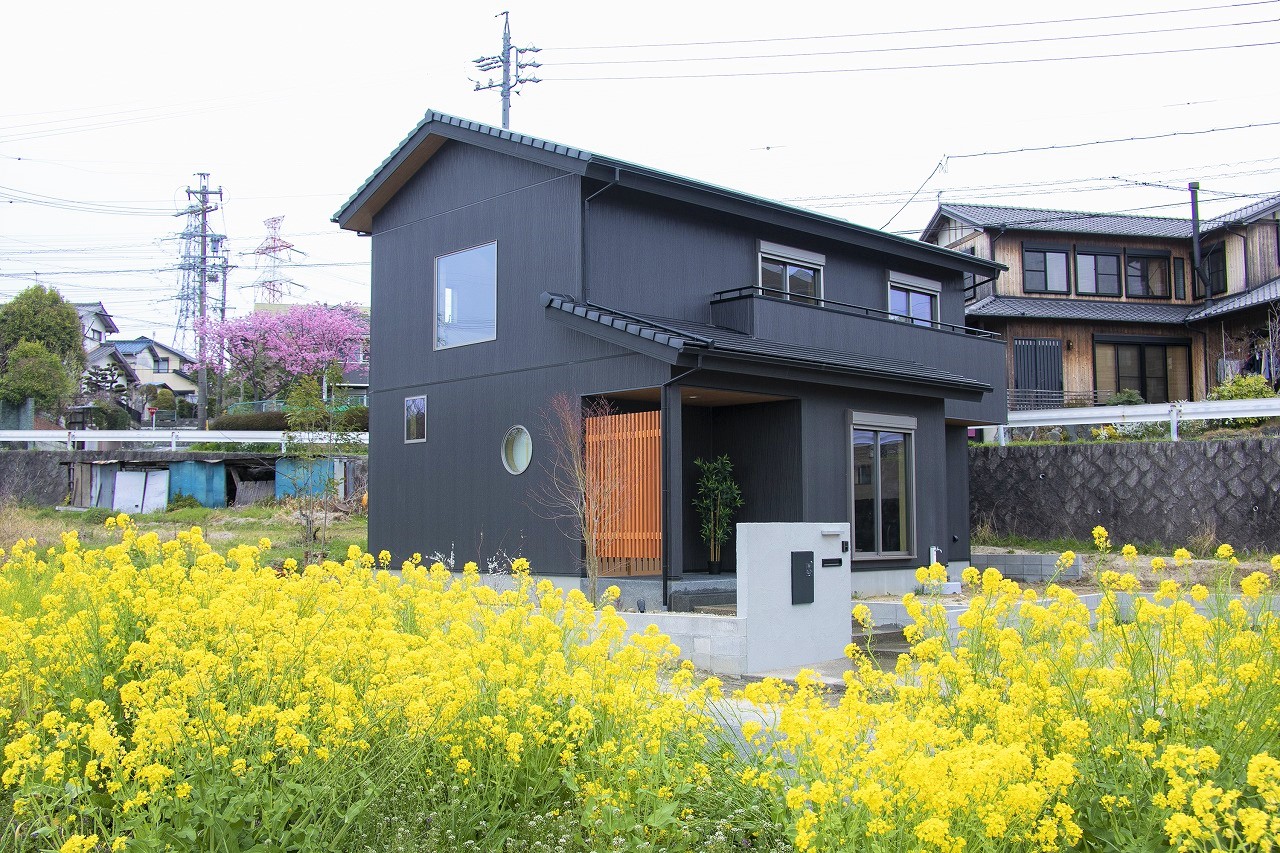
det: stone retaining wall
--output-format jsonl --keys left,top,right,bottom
{"left": 970, "top": 438, "right": 1280, "bottom": 550}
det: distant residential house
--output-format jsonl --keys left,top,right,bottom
{"left": 85, "top": 343, "right": 140, "bottom": 389}
{"left": 920, "top": 196, "right": 1280, "bottom": 409}
{"left": 74, "top": 302, "right": 120, "bottom": 352}
{"left": 109, "top": 337, "right": 198, "bottom": 401}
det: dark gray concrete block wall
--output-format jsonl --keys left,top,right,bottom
{"left": 970, "top": 438, "right": 1280, "bottom": 550}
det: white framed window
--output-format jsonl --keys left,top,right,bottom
{"left": 759, "top": 240, "right": 824, "bottom": 304}
{"left": 848, "top": 411, "right": 916, "bottom": 559}
{"left": 887, "top": 271, "right": 940, "bottom": 328}
{"left": 435, "top": 241, "right": 497, "bottom": 350}
{"left": 405, "top": 395, "right": 426, "bottom": 443}
{"left": 501, "top": 425, "right": 533, "bottom": 474}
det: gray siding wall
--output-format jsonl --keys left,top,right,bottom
{"left": 585, "top": 189, "right": 971, "bottom": 327}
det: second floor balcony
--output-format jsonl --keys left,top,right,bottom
{"left": 708, "top": 285, "right": 1007, "bottom": 422}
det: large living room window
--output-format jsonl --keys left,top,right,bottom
{"left": 1125, "top": 251, "right": 1171, "bottom": 298}
{"left": 759, "top": 240, "right": 823, "bottom": 304}
{"left": 849, "top": 412, "right": 915, "bottom": 559}
{"left": 1023, "top": 245, "right": 1070, "bottom": 294}
{"left": 1094, "top": 337, "right": 1191, "bottom": 404}
{"left": 435, "top": 241, "right": 497, "bottom": 350}
{"left": 1076, "top": 251, "right": 1122, "bottom": 296}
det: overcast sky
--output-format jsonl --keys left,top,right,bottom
{"left": 2, "top": 0, "right": 1276, "bottom": 347}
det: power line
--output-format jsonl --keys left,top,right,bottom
{"left": 542, "top": 40, "right": 1279, "bottom": 81}
{"left": 948, "top": 119, "right": 1280, "bottom": 159}
{"left": 550, "top": 16, "right": 1280, "bottom": 66}
{"left": 539, "top": 0, "right": 1280, "bottom": 50}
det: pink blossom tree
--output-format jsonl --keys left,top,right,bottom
{"left": 197, "top": 303, "right": 368, "bottom": 402}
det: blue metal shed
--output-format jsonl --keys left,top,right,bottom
{"left": 168, "top": 460, "right": 227, "bottom": 508}
{"left": 275, "top": 457, "right": 342, "bottom": 500}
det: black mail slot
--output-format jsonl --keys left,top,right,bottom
{"left": 791, "top": 550, "right": 814, "bottom": 605}
{"left": 821, "top": 557, "right": 843, "bottom": 568}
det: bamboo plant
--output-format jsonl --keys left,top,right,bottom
{"left": 693, "top": 455, "right": 744, "bottom": 568}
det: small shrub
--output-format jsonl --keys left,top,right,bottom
{"left": 167, "top": 492, "right": 203, "bottom": 511}
{"left": 80, "top": 506, "right": 112, "bottom": 525}
{"left": 210, "top": 411, "right": 289, "bottom": 431}
{"left": 1207, "top": 373, "right": 1277, "bottom": 428}
{"left": 337, "top": 405, "right": 368, "bottom": 431}
{"left": 1103, "top": 388, "right": 1145, "bottom": 406}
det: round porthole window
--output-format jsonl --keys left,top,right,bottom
{"left": 501, "top": 425, "right": 533, "bottom": 474}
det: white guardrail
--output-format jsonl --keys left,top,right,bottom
{"left": 0, "top": 430, "right": 368, "bottom": 451}
{"left": 997, "top": 397, "right": 1280, "bottom": 444}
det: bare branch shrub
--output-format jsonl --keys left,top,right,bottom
{"left": 533, "top": 393, "right": 628, "bottom": 603}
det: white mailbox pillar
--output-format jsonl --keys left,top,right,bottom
{"left": 736, "top": 522, "right": 853, "bottom": 674}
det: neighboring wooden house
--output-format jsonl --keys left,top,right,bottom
{"left": 334, "top": 110, "right": 1005, "bottom": 586}
{"left": 109, "top": 337, "right": 198, "bottom": 401}
{"left": 921, "top": 197, "right": 1280, "bottom": 409}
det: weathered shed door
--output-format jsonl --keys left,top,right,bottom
{"left": 1012, "top": 338, "right": 1063, "bottom": 409}
{"left": 585, "top": 410, "right": 662, "bottom": 576}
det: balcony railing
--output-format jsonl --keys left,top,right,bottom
{"left": 711, "top": 286, "right": 1001, "bottom": 339}
{"left": 1008, "top": 389, "right": 1105, "bottom": 411}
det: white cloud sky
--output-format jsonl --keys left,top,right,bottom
{"left": 2, "top": 0, "right": 1276, "bottom": 344}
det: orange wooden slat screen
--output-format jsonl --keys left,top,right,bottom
{"left": 584, "top": 410, "right": 661, "bottom": 575}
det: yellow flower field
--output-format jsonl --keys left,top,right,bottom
{"left": 1, "top": 519, "right": 1278, "bottom": 851}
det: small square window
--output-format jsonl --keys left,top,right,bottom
{"left": 405, "top": 395, "right": 426, "bottom": 443}
{"left": 887, "top": 271, "right": 941, "bottom": 328}
{"left": 758, "top": 240, "right": 824, "bottom": 304}
{"left": 1023, "top": 247, "right": 1070, "bottom": 293}
{"left": 1076, "top": 252, "right": 1121, "bottom": 296}
{"left": 1125, "top": 254, "right": 1170, "bottom": 298}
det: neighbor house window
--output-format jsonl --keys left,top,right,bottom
{"left": 154, "top": 357, "right": 170, "bottom": 373}
{"left": 435, "top": 242, "right": 497, "bottom": 349}
{"left": 887, "top": 271, "right": 940, "bottom": 328}
{"left": 1174, "top": 257, "right": 1186, "bottom": 300}
{"left": 759, "top": 240, "right": 824, "bottom": 304}
{"left": 405, "top": 395, "right": 426, "bottom": 443}
{"left": 1125, "top": 252, "right": 1171, "bottom": 298}
{"left": 501, "top": 425, "right": 532, "bottom": 474}
{"left": 1076, "top": 251, "right": 1122, "bottom": 296}
{"left": 849, "top": 412, "right": 915, "bottom": 559}
{"left": 1094, "top": 337, "right": 1191, "bottom": 404}
{"left": 1204, "top": 243, "right": 1227, "bottom": 296}
{"left": 1023, "top": 245, "right": 1070, "bottom": 293}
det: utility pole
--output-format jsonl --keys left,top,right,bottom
{"left": 185, "top": 173, "right": 223, "bottom": 427}
{"left": 472, "top": 11, "right": 540, "bottom": 129}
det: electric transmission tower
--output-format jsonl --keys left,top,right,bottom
{"left": 250, "top": 216, "right": 304, "bottom": 304}
{"left": 173, "top": 172, "right": 224, "bottom": 425}
{"left": 472, "top": 11, "right": 540, "bottom": 129}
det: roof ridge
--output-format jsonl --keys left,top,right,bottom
{"left": 942, "top": 200, "right": 1190, "bottom": 223}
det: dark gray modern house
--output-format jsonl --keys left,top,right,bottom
{"left": 334, "top": 110, "right": 1005, "bottom": 591}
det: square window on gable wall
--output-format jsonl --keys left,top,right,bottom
{"left": 759, "top": 240, "right": 824, "bottom": 305}
{"left": 435, "top": 242, "right": 497, "bottom": 350}
{"left": 1023, "top": 245, "right": 1070, "bottom": 294}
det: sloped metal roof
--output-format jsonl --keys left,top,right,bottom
{"left": 1202, "top": 193, "right": 1280, "bottom": 230}
{"left": 966, "top": 295, "right": 1194, "bottom": 325}
{"left": 1186, "top": 276, "right": 1280, "bottom": 321}
{"left": 542, "top": 292, "right": 990, "bottom": 393}
{"left": 936, "top": 203, "right": 1193, "bottom": 239}
{"left": 333, "top": 110, "right": 1001, "bottom": 277}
